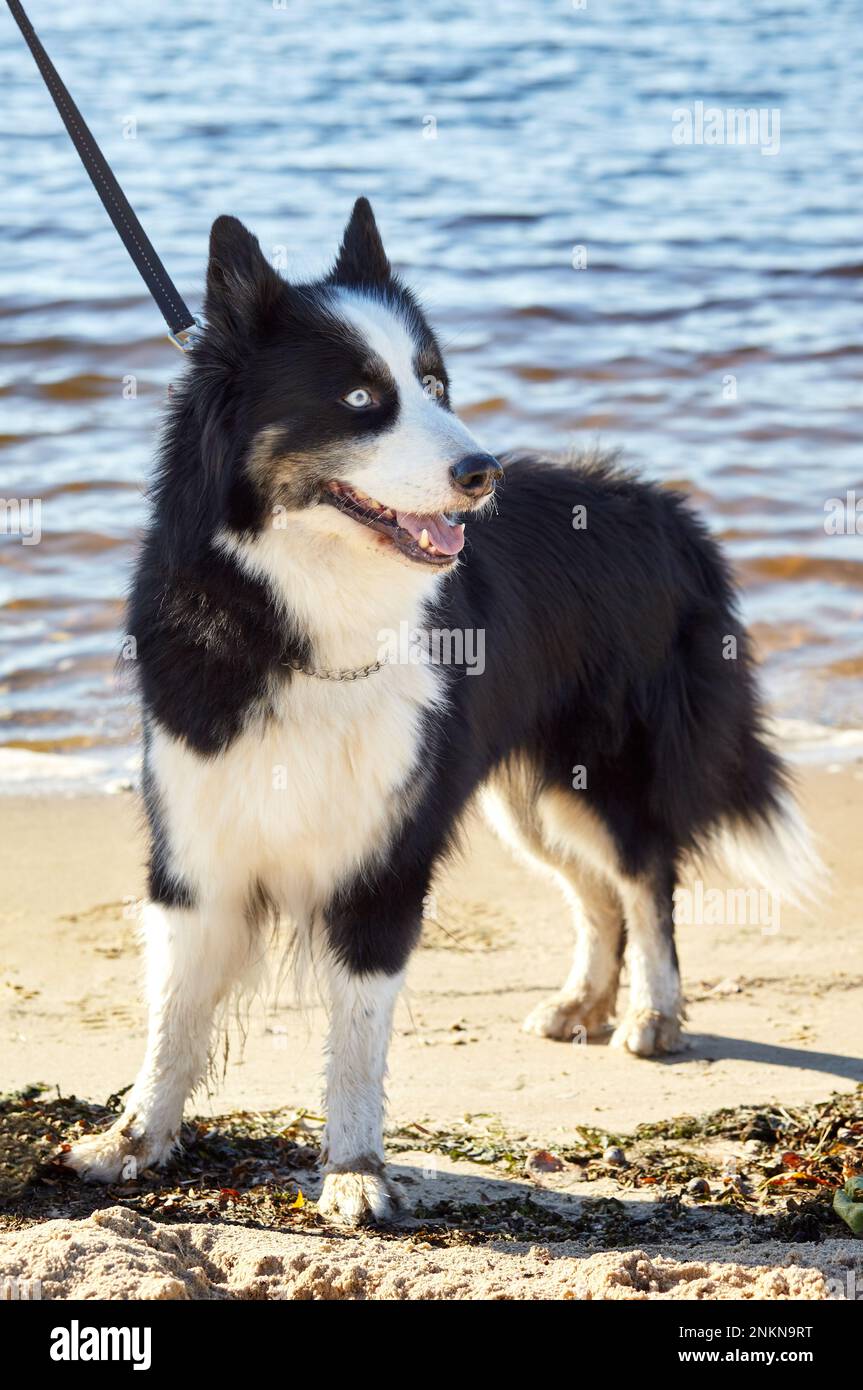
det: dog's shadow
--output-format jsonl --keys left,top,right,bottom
{"left": 654, "top": 1032, "right": 863, "bottom": 1083}
{"left": 375, "top": 1162, "right": 664, "bottom": 1244}
{"left": 302, "top": 1157, "right": 838, "bottom": 1251}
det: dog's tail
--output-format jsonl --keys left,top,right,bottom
{"left": 695, "top": 783, "right": 826, "bottom": 908}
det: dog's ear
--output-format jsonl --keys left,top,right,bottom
{"left": 330, "top": 197, "right": 391, "bottom": 288}
{"left": 205, "top": 215, "right": 282, "bottom": 337}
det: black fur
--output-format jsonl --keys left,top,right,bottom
{"left": 323, "top": 454, "right": 784, "bottom": 973}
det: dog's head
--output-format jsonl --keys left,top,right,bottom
{"left": 194, "top": 199, "right": 500, "bottom": 571}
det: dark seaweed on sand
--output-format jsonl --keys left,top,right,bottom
{"left": 0, "top": 1084, "right": 859, "bottom": 1247}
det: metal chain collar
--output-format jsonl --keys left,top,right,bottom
{"left": 282, "top": 656, "right": 389, "bottom": 682}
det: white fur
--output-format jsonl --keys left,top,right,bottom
{"left": 62, "top": 900, "right": 255, "bottom": 1181}
{"left": 482, "top": 784, "right": 622, "bottom": 1040}
{"left": 318, "top": 962, "right": 404, "bottom": 1222}
{"left": 148, "top": 657, "right": 440, "bottom": 921}
{"left": 219, "top": 514, "right": 448, "bottom": 670}
{"left": 700, "top": 789, "right": 825, "bottom": 906}
{"left": 538, "top": 788, "right": 683, "bottom": 1054}
{"left": 482, "top": 780, "right": 683, "bottom": 1056}
{"left": 330, "top": 288, "right": 486, "bottom": 515}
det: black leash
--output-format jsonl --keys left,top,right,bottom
{"left": 6, "top": 0, "right": 199, "bottom": 351}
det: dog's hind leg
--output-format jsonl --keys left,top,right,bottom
{"left": 609, "top": 870, "right": 684, "bottom": 1057}
{"left": 481, "top": 768, "right": 625, "bottom": 1042}
{"left": 64, "top": 898, "right": 253, "bottom": 1182}
{"left": 521, "top": 865, "right": 624, "bottom": 1042}
{"left": 537, "top": 786, "right": 683, "bottom": 1056}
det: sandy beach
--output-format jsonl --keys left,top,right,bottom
{"left": 1, "top": 752, "right": 861, "bottom": 1299}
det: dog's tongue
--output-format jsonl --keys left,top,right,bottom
{"left": 396, "top": 511, "right": 465, "bottom": 555}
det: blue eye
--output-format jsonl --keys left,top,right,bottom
{"left": 342, "top": 388, "right": 375, "bottom": 409}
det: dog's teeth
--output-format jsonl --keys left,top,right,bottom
{"left": 456, "top": 523, "right": 465, "bottom": 536}
{"left": 419, "top": 529, "right": 430, "bottom": 550}
{"left": 383, "top": 508, "right": 395, "bottom": 519}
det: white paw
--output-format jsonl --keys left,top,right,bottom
{"left": 62, "top": 1121, "right": 176, "bottom": 1183}
{"left": 522, "top": 990, "right": 614, "bottom": 1041}
{"left": 318, "top": 1166, "right": 400, "bottom": 1225}
{"left": 610, "top": 1008, "right": 683, "bottom": 1058}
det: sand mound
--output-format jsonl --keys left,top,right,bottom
{"left": 0, "top": 1206, "right": 847, "bottom": 1300}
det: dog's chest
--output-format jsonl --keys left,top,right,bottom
{"left": 151, "top": 662, "right": 439, "bottom": 913}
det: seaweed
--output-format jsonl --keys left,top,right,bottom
{"left": 0, "top": 1084, "right": 859, "bottom": 1247}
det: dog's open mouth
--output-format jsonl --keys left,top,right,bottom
{"left": 321, "top": 482, "right": 466, "bottom": 565}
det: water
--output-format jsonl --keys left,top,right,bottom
{"left": 1, "top": 0, "right": 862, "bottom": 781}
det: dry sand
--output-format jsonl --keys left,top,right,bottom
{"left": 2, "top": 1204, "right": 856, "bottom": 1300}
{"left": 1, "top": 758, "right": 861, "bottom": 1299}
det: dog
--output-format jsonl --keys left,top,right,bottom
{"left": 64, "top": 199, "right": 819, "bottom": 1222}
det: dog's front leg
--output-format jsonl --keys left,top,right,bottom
{"left": 64, "top": 898, "right": 249, "bottom": 1182}
{"left": 318, "top": 956, "right": 406, "bottom": 1225}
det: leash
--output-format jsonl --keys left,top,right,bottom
{"left": 6, "top": 3, "right": 398, "bottom": 685}
{"left": 5, "top": 0, "right": 199, "bottom": 352}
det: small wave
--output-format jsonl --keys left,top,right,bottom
{"left": 768, "top": 718, "right": 863, "bottom": 766}
{"left": 0, "top": 747, "right": 111, "bottom": 792}
{"left": 744, "top": 555, "right": 863, "bottom": 589}
{"left": 814, "top": 263, "right": 863, "bottom": 279}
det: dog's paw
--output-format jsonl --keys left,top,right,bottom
{"left": 522, "top": 991, "right": 613, "bottom": 1041}
{"left": 610, "top": 1008, "right": 684, "bottom": 1058}
{"left": 317, "top": 1166, "right": 401, "bottom": 1226}
{"left": 61, "top": 1122, "right": 175, "bottom": 1184}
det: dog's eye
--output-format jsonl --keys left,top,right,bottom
{"left": 342, "top": 388, "right": 375, "bottom": 409}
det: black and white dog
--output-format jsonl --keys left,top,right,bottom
{"left": 65, "top": 200, "right": 818, "bottom": 1222}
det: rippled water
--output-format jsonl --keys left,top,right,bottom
{"left": 1, "top": 0, "right": 862, "bottom": 777}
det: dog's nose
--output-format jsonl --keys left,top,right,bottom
{"left": 449, "top": 453, "right": 503, "bottom": 498}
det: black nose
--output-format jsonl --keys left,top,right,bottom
{"left": 449, "top": 453, "right": 503, "bottom": 498}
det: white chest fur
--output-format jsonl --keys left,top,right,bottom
{"left": 148, "top": 502, "right": 451, "bottom": 922}
{"left": 150, "top": 654, "right": 440, "bottom": 922}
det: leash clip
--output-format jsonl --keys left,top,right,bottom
{"left": 168, "top": 317, "right": 203, "bottom": 353}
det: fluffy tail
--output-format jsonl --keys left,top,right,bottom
{"left": 696, "top": 786, "right": 826, "bottom": 908}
